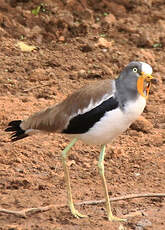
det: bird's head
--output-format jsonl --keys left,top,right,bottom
{"left": 118, "top": 61, "right": 155, "bottom": 99}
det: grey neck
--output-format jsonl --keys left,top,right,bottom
{"left": 115, "top": 78, "right": 139, "bottom": 109}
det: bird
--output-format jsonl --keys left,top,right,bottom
{"left": 5, "top": 61, "right": 154, "bottom": 222}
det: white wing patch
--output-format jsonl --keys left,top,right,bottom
{"left": 77, "top": 93, "right": 111, "bottom": 115}
{"left": 71, "top": 81, "right": 116, "bottom": 118}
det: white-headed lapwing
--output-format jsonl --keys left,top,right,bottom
{"left": 5, "top": 61, "right": 154, "bottom": 221}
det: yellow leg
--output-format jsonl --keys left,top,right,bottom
{"left": 61, "top": 138, "right": 87, "bottom": 218}
{"left": 98, "top": 145, "right": 127, "bottom": 222}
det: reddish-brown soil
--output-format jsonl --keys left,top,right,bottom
{"left": 0, "top": 0, "right": 165, "bottom": 229}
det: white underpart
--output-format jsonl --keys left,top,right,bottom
{"left": 74, "top": 95, "right": 146, "bottom": 145}
{"left": 140, "top": 62, "right": 152, "bottom": 75}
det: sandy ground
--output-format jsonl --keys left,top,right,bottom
{"left": 0, "top": 0, "right": 165, "bottom": 229}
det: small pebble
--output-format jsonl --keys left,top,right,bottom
{"left": 102, "top": 48, "right": 108, "bottom": 53}
{"left": 104, "top": 14, "right": 116, "bottom": 25}
{"left": 136, "top": 218, "right": 152, "bottom": 229}
{"left": 78, "top": 69, "right": 86, "bottom": 78}
{"left": 96, "top": 37, "right": 113, "bottom": 48}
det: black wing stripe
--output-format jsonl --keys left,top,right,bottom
{"left": 63, "top": 96, "right": 119, "bottom": 134}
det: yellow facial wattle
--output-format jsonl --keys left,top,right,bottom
{"left": 137, "top": 72, "right": 153, "bottom": 99}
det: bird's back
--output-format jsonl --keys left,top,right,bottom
{"left": 21, "top": 79, "right": 115, "bottom": 133}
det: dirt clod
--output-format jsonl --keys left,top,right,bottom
{"left": 130, "top": 116, "right": 153, "bottom": 133}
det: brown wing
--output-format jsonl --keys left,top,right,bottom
{"left": 21, "top": 79, "right": 114, "bottom": 133}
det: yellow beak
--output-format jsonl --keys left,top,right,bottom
{"left": 137, "top": 72, "right": 154, "bottom": 99}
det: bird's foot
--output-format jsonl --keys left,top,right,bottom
{"left": 108, "top": 214, "right": 127, "bottom": 222}
{"left": 70, "top": 206, "right": 88, "bottom": 219}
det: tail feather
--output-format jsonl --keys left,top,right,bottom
{"left": 5, "top": 120, "right": 28, "bottom": 142}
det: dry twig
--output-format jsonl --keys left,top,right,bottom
{"left": 0, "top": 193, "right": 164, "bottom": 218}
{"left": 23, "top": 83, "right": 51, "bottom": 92}
{"left": 77, "top": 193, "right": 165, "bottom": 206}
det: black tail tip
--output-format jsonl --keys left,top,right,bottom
{"left": 11, "top": 133, "right": 28, "bottom": 142}
{"left": 5, "top": 120, "right": 28, "bottom": 142}
{"left": 8, "top": 120, "right": 22, "bottom": 127}
{"left": 5, "top": 120, "right": 22, "bottom": 132}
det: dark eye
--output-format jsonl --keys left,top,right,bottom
{"left": 133, "top": 67, "right": 138, "bottom": 73}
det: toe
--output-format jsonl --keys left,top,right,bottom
{"left": 108, "top": 215, "right": 127, "bottom": 222}
{"left": 71, "top": 208, "right": 88, "bottom": 219}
